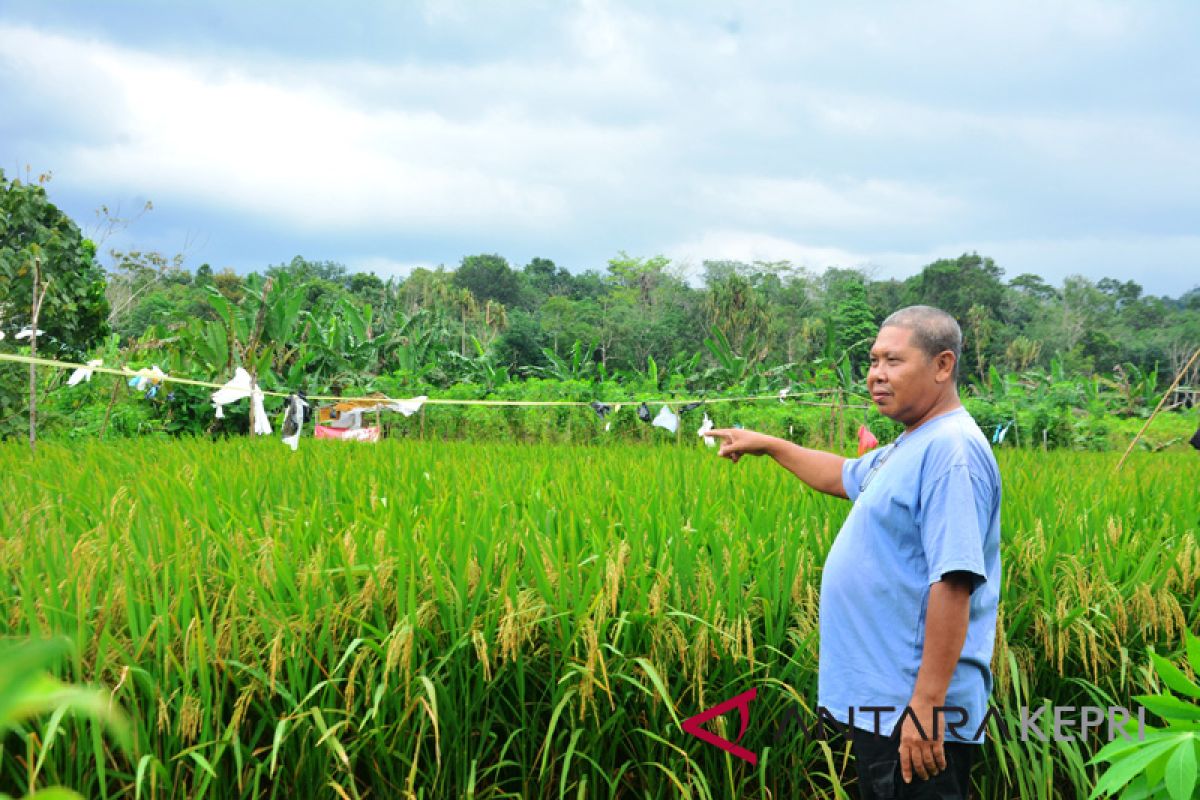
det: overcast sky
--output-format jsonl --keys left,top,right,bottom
{"left": 2, "top": 1, "right": 1197, "bottom": 296}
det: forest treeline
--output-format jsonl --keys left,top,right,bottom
{"left": 2, "top": 170, "right": 1198, "bottom": 444}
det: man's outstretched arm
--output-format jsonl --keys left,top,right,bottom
{"left": 707, "top": 429, "right": 848, "bottom": 498}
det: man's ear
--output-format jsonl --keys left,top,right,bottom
{"left": 934, "top": 351, "right": 956, "bottom": 383}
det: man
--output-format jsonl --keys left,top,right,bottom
{"left": 708, "top": 305, "right": 1001, "bottom": 800}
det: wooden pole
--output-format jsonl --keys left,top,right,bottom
{"left": 835, "top": 388, "right": 845, "bottom": 453}
{"left": 27, "top": 257, "right": 49, "bottom": 455}
{"left": 1115, "top": 344, "right": 1200, "bottom": 472}
{"left": 245, "top": 278, "right": 273, "bottom": 436}
{"left": 99, "top": 371, "right": 122, "bottom": 440}
{"left": 28, "top": 257, "right": 40, "bottom": 454}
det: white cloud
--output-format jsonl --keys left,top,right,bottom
{"left": 701, "top": 176, "right": 962, "bottom": 231}
{"left": 0, "top": 23, "right": 668, "bottom": 236}
{"left": 350, "top": 256, "right": 438, "bottom": 279}
{"left": 666, "top": 230, "right": 867, "bottom": 275}
{"left": 664, "top": 231, "right": 1200, "bottom": 298}
{"left": 807, "top": 92, "right": 1197, "bottom": 173}
{"left": 1, "top": 1, "right": 1197, "bottom": 296}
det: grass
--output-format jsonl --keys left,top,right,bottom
{"left": 0, "top": 437, "right": 1197, "bottom": 798}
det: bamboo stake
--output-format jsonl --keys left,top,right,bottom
{"left": 99, "top": 371, "right": 122, "bottom": 440}
{"left": 1115, "top": 344, "right": 1200, "bottom": 472}
{"left": 27, "top": 257, "right": 50, "bottom": 455}
{"left": 245, "top": 278, "right": 273, "bottom": 436}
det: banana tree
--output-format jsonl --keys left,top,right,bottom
{"left": 533, "top": 339, "right": 600, "bottom": 382}
{"left": 177, "top": 274, "right": 307, "bottom": 384}
{"left": 446, "top": 335, "right": 508, "bottom": 391}
{"left": 703, "top": 325, "right": 765, "bottom": 389}
{"left": 1101, "top": 362, "right": 1159, "bottom": 416}
{"left": 376, "top": 309, "right": 448, "bottom": 384}
{"left": 301, "top": 295, "right": 381, "bottom": 391}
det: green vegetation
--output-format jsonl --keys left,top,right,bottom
{"left": 2, "top": 157, "right": 1197, "bottom": 799}
{"left": 1089, "top": 631, "right": 1200, "bottom": 800}
{"left": 1, "top": 439, "right": 1197, "bottom": 797}
{"left": 2, "top": 170, "right": 1198, "bottom": 445}
{"left": 0, "top": 639, "right": 129, "bottom": 800}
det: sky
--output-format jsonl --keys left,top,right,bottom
{"left": 1, "top": 0, "right": 1198, "bottom": 297}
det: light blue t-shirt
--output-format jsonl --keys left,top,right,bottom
{"left": 819, "top": 406, "right": 1001, "bottom": 744}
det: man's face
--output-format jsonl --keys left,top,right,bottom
{"left": 867, "top": 325, "right": 947, "bottom": 425}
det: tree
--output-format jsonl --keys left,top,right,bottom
{"left": 606, "top": 252, "right": 671, "bottom": 308}
{"left": 1058, "top": 275, "right": 1113, "bottom": 352}
{"left": 904, "top": 252, "right": 1005, "bottom": 320}
{"left": 1008, "top": 273, "right": 1058, "bottom": 302}
{"left": 212, "top": 269, "right": 246, "bottom": 305}
{"left": 538, "top": 296, "right": 601, "bottom": 356}
{"left": 1002, "top": 336, "right": 1043, "bottom": 372}
{"left": 266, "top": 255, "right": 349, "bottom": 287}
{"left": 1097, "top": 278, "right": 1142, "bottom": 310}
{"left": 866, "top": 278, "right": 905, "bottom": 321}
{"left": 454, "top": 253, "right": 521, "bottom": 308}
{"left": 399, "top": 266, "right": 456, "bottom": 313}
{"left": 965, "top": 303, "right": 995, "bottom": 382}
{"left": 348, "top": 271, "right": 387, "bottom": 310}
{"left": 704, "top": 270, "right": 767, "bottom": 353}
{"left": 825, "top": 270, "right": 876, "bottom": 368}
{"left": 0, "top": 170, "right": 110, "bottom": 354}
{"left": 494, "top": 309, "right": 546, "bottom": 371}
{"left": 0, "top": 170, "right": 111, "bottom": 443}
{"left": 118, "top": 283, "right": 213, "bottom": 340}
{"left": 523, "top": 257, "right": 574, "bottom": 300}
{"left": 266, "top": 256, "right": 352, "bottom": 311}
{"left": 567, "top": 269, "right": 608, "bottom": 303}
{"left": 105, "top": 248, "right": 188, "bottom": 338}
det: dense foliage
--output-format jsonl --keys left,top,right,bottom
{"left": 1, "top": 440, "right": 1196, "bottom": 797}
{"left": 1, "top": 173, "right": 1197, "bottom": 445}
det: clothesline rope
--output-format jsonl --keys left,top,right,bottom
{"left": 0, "top": 351, "right": 872, "bottom": 409}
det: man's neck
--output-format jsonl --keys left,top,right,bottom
{"left": 903, "top": 393, "right": 963, "bottom": 434}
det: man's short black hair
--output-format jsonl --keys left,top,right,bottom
{"left": 880, "top": 305, "right": 962, "bottom": 382}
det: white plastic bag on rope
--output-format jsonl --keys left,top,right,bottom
{"left": 651, "top": 405, "right": 678, "bottom": 434}
{"left": 67, "top": 359, "right": 103, "bottom": 387}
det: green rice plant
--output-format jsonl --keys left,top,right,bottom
{"left": 0, "top": 438, "right": 1196, "bottom": 797}
{"left": 0, "top": 638, "right": 129, "bottom": 800}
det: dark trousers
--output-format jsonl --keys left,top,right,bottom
{"left": 848, "top": 725, "right": 975, "bottom": 800}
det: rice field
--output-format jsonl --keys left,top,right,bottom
{"left": 1, "top": 438, "right": 1198, "bottom": 799}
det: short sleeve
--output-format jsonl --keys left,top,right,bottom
{"left": 841, "top": 447, "right": 885, "bottom": 502}
{"left": 918, "top": 464, "right": 990, "bottom": 592}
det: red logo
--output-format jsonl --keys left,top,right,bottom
{"left": 681, "top": 688, "right": 758, "bottom": 765}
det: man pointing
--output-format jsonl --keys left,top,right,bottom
{"left": 708, "top": 305, "right": 1001, "bottom": 800}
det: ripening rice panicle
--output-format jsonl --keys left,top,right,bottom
{"left": 0, "top": 439, "right": 1196, "bottom": 798}
{"left": 471, "top": 624, "right": 492, "bottom": 683}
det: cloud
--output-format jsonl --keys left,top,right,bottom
{"left": 350, "top": 256, "right": 438, "bottom": 280}
{"left": 0, "top": 1, "right": 1198, "bottom": 296}
{"left": 666, "top": 230, "right": 868, "bottom": 277}
{"left": 664, "top": 231, "right": 1200, "bottom": 298}
{"left": 0, "top": 22, "right": 666, "bottom": 236}
{"left": 698, "top": 176, "right": 962, "bottom": 232}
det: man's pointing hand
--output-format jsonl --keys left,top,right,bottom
{"left": 705, "top": 428, "right": 772, "bottom": 463}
